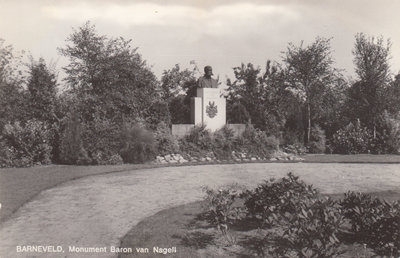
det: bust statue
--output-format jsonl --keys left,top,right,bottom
{"left": 197, "top": 65, "right": 218, "bottom": 88}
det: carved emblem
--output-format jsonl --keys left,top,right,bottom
{"left": 206, "top": 101, "right": 218, "bottom": 118}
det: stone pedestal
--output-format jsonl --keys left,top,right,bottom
{"left": 191, "top": 88, "right": 226, "bottom": 131}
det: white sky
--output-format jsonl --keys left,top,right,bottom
{"left": 0, "top": 0, "right": 399, "bottom": 82}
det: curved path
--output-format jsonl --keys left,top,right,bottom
{"left": 0, "top": 163, "right": 399, "bottom": 257}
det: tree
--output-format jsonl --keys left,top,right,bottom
{"left": 160, "top": 64, "right": 196, "bottom": 101}
{"left": 160, "top": 64, "right": 197, "bottom": 124}
{"left": 0, "top": 39, "right": 28, "bottom": 129}
{"left": 58, "top": 22, "right": 160, "bottom": 163}
{"left": 353, "top": 33, "right": 391, "bottom": 85}
{"left": 386, "top": 73, "right": 400, "bottom": 113}
{"left": 283, "top": 37, "right": 339, "bottom": 144}
{"left": 26, "top": 58, "right": 58, "bottom": 123}
{"left": 226, "top": 61, "right": 291, "bottom": 136}
{"left": 227, "top": 63, "right": 264, "bottom": 128}
{"left": 347, "top": 33, "right": 392, "bottom": 136}
{"left": 59, "top": 21, "right": 159, "bottom": 123}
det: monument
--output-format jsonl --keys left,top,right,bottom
{"left": 191, "top": 87, "right": 226, "bottom": 131}
{"left": 172, "top": 65, "right": 244, "bottom": 137}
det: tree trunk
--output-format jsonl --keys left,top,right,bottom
{"left": 306, "top": 102, "right": 311, "bottom": 144}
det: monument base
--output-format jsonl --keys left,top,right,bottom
{"left": 172, "top": 87, "right": 246, "bottom": 138}
{"left": 190, "top": 88, "right": 226, "bottom": 131}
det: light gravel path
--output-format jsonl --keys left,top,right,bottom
{"left": 0, "top": 163, "right": 399, "bottom": 257}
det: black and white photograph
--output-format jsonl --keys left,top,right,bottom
{"left": 0, "top": 0, "right": 400, "bottom": 257}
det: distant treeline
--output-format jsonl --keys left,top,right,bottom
{"left": 1, "top": 21, "right": 400, "bottom": 167}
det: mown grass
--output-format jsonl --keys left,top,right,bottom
{"left": 302, "top": 154, "right": 400, "bottom": 163}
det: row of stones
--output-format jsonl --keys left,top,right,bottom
{"left": 153, "top": 151, "right": 303, "bottom": 164}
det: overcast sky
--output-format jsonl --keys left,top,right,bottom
{"left": 1, "top": 0, "right": 399, "bottom": 82}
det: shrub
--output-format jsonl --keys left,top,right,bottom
{"left": 153, "top": 122, "right": 179, "bottom": 156}
{"left": 372, "top": 111, "right": 400, "bottom": 154}
{"left": 184, "top": 124, "right": 213, "bottom": 148}
{"left": 179, "top": 125, "right": 213, "bottom": 157}
{"left": 169, "top": 95, "right": 190, "bottom": 124}
{"left": 243, "top": 172, "right": 319, "bottom": 227}
{"left": 1, "top": 119, "right": 53, "bottom": 167}
{"left": 59, "top": 113, "right": 91, "bottom": 165}
{"left": 340, "top": 191, "right": 400, "bottom": 256}
{"left": 270, "top": 198, "right": 344, "bottom": 258}
{"left": 238, "top": 125, "right": 279, "bottom": 158}
{"left": 212, "top": 126, "right": 236, "bottom": 160}
{"left": 307, "top": 125, "right": 326, "bottom": 153}
{"left": 244, "top": 173, "right": 344, "bottom": 257}
{"left": 146, "top": 100, "right": 171, "bottom": 130}
{"left": 119, "top": 123, "right": 156, "bottom": 163}
{"left": 0, "top": 140, "right": 18, "bottom": 167}
{"left": 282, "top": 144, "right": 307, "bottom": 155}
{"left": 90, "top": 151, "right": 124, "bottom": 165}
{"left": 82, "top": 117, "right": 121, "bottom": 165}
{"left": 331, "top": 121, "right": 372, "bottom": 154}
{"left": 202, "top": 184, "right": 246, "bottom": 245}
{"left": 227, "top": 102, "right": 250, "bottom": 124}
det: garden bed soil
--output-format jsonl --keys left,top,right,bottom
{"left": 119, "top": 190, "right": 400, "bottom": 258}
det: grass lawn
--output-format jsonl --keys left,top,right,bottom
{"left": 119, "top": 190, "right": 400, "bottom": 258}
{"left": 302, "top": 154, "right": 400, "bottom": 163}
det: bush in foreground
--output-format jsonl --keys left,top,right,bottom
{"left": 341, "top": 191, "right": 400, "bottom": 256}
{"left": 203, "top": 173, "right": 400, "bottom": 257}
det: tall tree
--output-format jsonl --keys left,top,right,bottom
{"left": 226, "top": 61, "right": 290, "bottom": 135}
{"left": 283, "top": 37, "right": 339, "bottom": 144}
{"left": 0, "top": 39, "right": 27, "bottom": 129}
{"left": 353, "top": 33, "right": 391, "bottom": 85}
{"left": 26, "top": 58, "right": 58, "bottom": 123}
{"left": 347, "top": 33, "right": 392, "bottom": 136}
{"left": 58, "top": 22, "right": 160, "bottom": 162}
{"left": 59, "top": 21, "right": 159, "bottom": 123}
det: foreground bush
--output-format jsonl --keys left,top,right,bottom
{"left": 202, "top": 173, "right": 400, "bottom": 257}
{"left": 269, "top": 197, "right": 344, "bottom": 258}
{"left": 1, "top": 119, "right": 52, "bottom": 167}
{"left": 243, "top": 173, "right": 319, "bottom": 226}
{"left": 202, "top": 184, "right": 245, "bottom": 244}
{"left": 341, "top": 191, "right": 400, "bottom": 256}
{"left": 119, "top": 123, "right": 156, "bottom": 163}
{"left": 245, "top": 174, "right": 344, "bottom": 258}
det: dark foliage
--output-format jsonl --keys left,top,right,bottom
{"left": 340, "top": 191, "right": 400, "bottom": 256}
{"left": 119, "top": 123, "right": 156, "bottom": 163}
